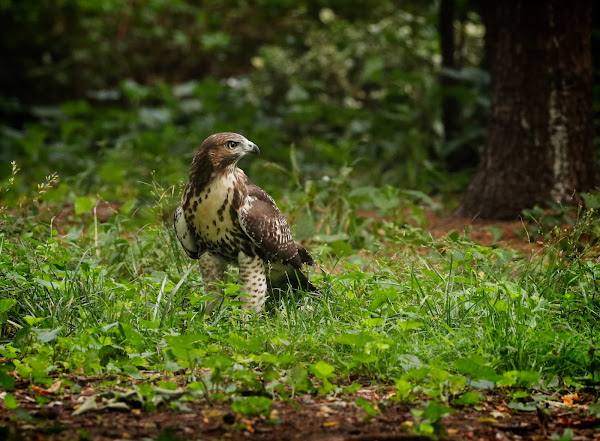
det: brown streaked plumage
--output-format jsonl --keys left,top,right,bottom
{"left": 174, "top": 132, "right": 315, "bottom": 313}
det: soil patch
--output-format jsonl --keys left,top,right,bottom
{"left": 1, "top": 378, "right": 598, "bottom": 441}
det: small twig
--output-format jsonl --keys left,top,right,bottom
{"left": 94, "top": 203, "right": 100, "bottom": 258}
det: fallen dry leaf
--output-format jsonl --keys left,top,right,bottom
{"left": 490, "top": 410, "right": 509, "bottom": 419}
{"left": 318, "top": 405, "right": 334, "bottom": 416}
{"left": 31, "top": 385, "right": 53, "bottom": 396}
{"left": 562, "top": 393, "right": 579, "bottom": 407}
{"left": 48, "top": 381, "right": 62, "bottom": 394}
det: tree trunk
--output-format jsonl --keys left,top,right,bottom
{"left": 456, "top": 0, "right": 595, "bottom": 220}
{"left": 439, "top": 0, "right": 460, "bottom": 141}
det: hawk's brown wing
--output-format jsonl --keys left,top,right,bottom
{"left": 238, "top": 185, "right": 303, "bottom": 268}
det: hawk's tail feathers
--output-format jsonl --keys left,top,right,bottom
{"left": 267, "top": 262, "right": 319, "bottom": 295}
{"left": 296, "top": 242, "right": 315, "bottom": 266}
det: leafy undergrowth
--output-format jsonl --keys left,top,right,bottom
{"left": 1, "top": 172, "right": 600, "bottom": 440}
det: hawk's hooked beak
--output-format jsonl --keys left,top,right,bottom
{"left": 247, "top": 142, "right": 260, "bottom": 155}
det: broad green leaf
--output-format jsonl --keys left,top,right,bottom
{"left": 334, "top": 332, "right": 373, "bottom": 347}
{"left": 351, "top": 351, "right": 378, "bottom": 364}
{"left": 403, "top": 367, "right": 430, "bottom": 382}
{"left": 74, "top": 196, "right": 97, "bottom": 216}
{"left": 118, "top": 322, "right": 145, "bottom": 352}
{"left": 122, "top": 365, "right": 142, "bottom": 380}
{"left": 286, "top": 365, "right": 307, "bottom": 385}
{"left": 455, "top": 358, "right": 499, "bottom": 382}
{"left": 398, "top": 321, "right": 424, "bottom": 331}
{"left": 498, "top": 370, "right": 539, "bottom": 387}
{"left": 156, "top": 381, "right": 178, "bottom": 390}
{"left": 589, "top": 402, "right": 600, "bottom": 418}
{"left": 393, "top": 379, "right": 414, "bottom": 402}
{"left": 231, "top": 396, "right": 272, "bottom": 416}
{"left": 363, "top": 318, "right": 385, "bottom": 327}
{"left": 16, "top": 364, "right": 33, "bottom": 379}
{"left": 4, "top": 393, "right": 18, "bottom": 409}
{"left": 555, "top": 429, "right": 574, "bottom": 441}
{"left": 187, "top": 382, "right": 206, "bottom": 392}
{"left": 24, "top": 317, "right": 45, "bottom": 326}
{"left": 454, "top": 391, "right": 482, "bottom": 406}
{"left": 342, "top": 383, "right": 362, "bottom": 394}
{"left": 33, "top": 278, "right": 61, "bottom": 290}
{"left": 397, "top": 354, "right": 423, "bottom": 371}
{"left": 258, "top": 353, "right": 279, "bottom": 365}
{"left": 428, "top": 367, "right": 450, "bottom": 382}
{"left": 507, "top": 400, "right": 537, "bottom": 412}
{"left": 356, "top": 397, "right": 379, "bottom": 418}
{"left": 100, "top": 322, "right": 119, "bottom": 333}
{"left": 34, "top": 327, "right": 61, "bottom": 343}
{"left": 0, "top": 365, "right": 15, "bottom": 391}
{"left": 0, "top": 298, "right": 17, "bottom": 313}
{"left": 165, "top": 334, "right": 207, "bottom": 360}
{"left": 98, "top": 345, "right": 127, "bottom": 367}
{"left": 285, "top": 366, "right": 313, "bottom": 395}
{"left": 139, "top": 319, "right": 159, "bottom": 329}
{"left": 165, "top": 334, "right": 208, "bottom": 350}
{"left": 310, "top": 361, "right": 335, "bottom": 380}
{"left": 227, "top": 332, "right": 263, "bottom": 352}
{"left": 422, "top": 400, "right": 456, "bottom": 422}
{"left": 203, "top": 355, "right": 233, "bottom": 371}
{"left": 23, "top": 355, "right": 51, "bottom": 378}
{"left": 13, "top": 326, "right": 32, "bottom": 349}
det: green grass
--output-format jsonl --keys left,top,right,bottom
{"left": 2, "top": 171, "right": 599, "bottom": 401}
{"left": 1, "top": 153, "right": 600, "bottom": 441}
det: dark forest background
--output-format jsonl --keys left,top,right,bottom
{"left": 0, "top": 0, "right": 598, "bottom": 219}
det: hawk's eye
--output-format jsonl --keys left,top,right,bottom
{"left": 226, "top": 141, "right": 238, "bottom": 150}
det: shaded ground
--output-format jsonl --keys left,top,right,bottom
{"left": 422, "top": 211, "right": 556, "bottom": 258}
{"left": 1, "top": 377, "right": 599, "bottom": 441}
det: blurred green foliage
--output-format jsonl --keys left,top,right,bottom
{"left": 0, "top": 0, "right": 486, "bottom": 201}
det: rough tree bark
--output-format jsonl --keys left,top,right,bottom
{"left": 456, "top": 0, "right": 595, "bottom": 219}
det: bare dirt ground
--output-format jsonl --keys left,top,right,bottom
{"left": 1, "top": 376, "right": 599, "bottom": 441}
{"left": 424, "top": 212, "right": 544, "bottom": 254}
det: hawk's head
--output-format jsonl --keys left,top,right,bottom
{"left": 189, "top": 132, "right": 259, "bottom": 183}
{"left": 199, "top": 132, "right": 259, "bottom": 169}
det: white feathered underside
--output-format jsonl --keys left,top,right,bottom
{"left": 174, "top": 205, "right": 198, "bottom": 258}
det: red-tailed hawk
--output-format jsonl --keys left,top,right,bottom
{"left": 174, "top": 132, "right": 315, "bottom": 312}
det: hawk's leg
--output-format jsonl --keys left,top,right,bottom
{"left": 238, "top": 252, "right": 267, "bottom": 312}
{"left": 199, "top": 252, "right": 228, "bottom": 314}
